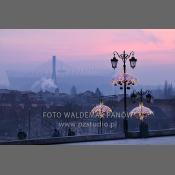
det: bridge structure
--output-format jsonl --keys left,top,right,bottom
{"left": 1, "top": 128, "right": 175, "bottom": 145}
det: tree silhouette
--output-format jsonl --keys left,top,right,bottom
{"left": 164, "top": 80, "right": 174, "bottom": 98}
{"left": 95, "top": 88, "right": 102, "bottom": 98}
{"left": 70, "top": 86, "right": 77, "bottom": 96}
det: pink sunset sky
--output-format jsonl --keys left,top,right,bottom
{"left": 0, "top": 29, "right": 175, "bottom": 63}
{"left": 0, "top": 29, "right": 175, "bottom": 85}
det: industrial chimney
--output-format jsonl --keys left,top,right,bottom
{"left": 52, "top": 56, "right": 57, "bottom": 85}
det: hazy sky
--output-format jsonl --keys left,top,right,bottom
{"left": 0, "top": 29, "right": 175, "bottom": 85}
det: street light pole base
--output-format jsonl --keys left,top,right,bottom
{"left": 123, "top": 118, "right": 128, "bottom": 138}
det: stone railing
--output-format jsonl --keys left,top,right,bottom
{"left": 0, "top": 132, "right": 125, "bottom": 145}
{"left": 128, "top": 128, "right": 175, "bottom": 138}
{"left": 1, "top": 128, "right": 175, "bottom": 145}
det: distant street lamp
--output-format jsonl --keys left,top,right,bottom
{"left": 110, "top": 50, "right": 137, "bottom": 137}
{"left": 130, "top": 89, "right": 154, "bottom": 137}
{"left": 131, "top": 89, "right": 153, "bottom": 104}
{"left": 91, "top": 101, "right": 112, "bottom": 134}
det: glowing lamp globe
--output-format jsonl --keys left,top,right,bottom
{"left": 91, "top": 102, "right": 112, "bottom": 118}
{"left": 129, "top": 103, "right": 154, "bottom": 121}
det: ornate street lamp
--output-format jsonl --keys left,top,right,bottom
{"left": 111, "top": 54, "right": 118, "bottom": 69}
{"left": 91, "top": 101, "right": 112, "bottom": 134}
{"left": 130, "top": 89, "right": 153, "bottom": 104}
{"left": 129, "top": 53, "right": 137, "bottom": 69}
{"left": 110, "top": 50, "right": 137, "bottom": 137}
{"left": 130, "top": 89, "right": 154, "bottom": 138}
{"left": 129, "top": 102, "right": 154, "bottom": 137}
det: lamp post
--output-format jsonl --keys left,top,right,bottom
{"left": 110, "top": 50, "right": 137, "bottom": 137}
{"left": 28, "top": 107, "right": 31, "bottom": 139}
{"left": 130, "top": 89, "right": 153, "bottom": 137}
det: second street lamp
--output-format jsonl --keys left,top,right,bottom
{"left": 110, "top": 50, "right": 137, "bottom": 137}
{"left": 130, "top": 89, "right": 154, "bottom": 137}
{"left": 131, "top": 89, "right": 153, "bottom": 104}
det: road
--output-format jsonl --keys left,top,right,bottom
{"left": 67, "top": 136, "right": 175, "bottom": 145}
